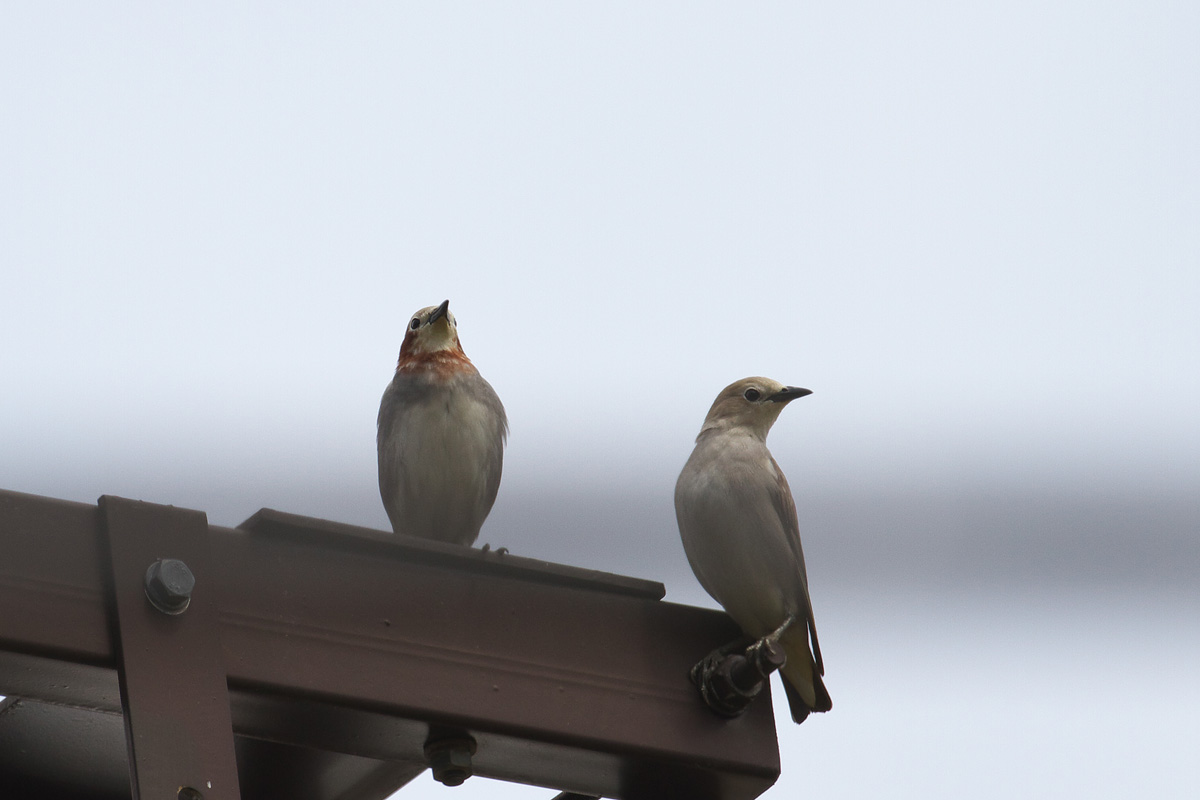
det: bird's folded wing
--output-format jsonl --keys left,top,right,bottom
{"left": 768, "top": 456, "right": 824, "bottom": 676}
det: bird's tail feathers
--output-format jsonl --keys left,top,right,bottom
{"left": 782, "top": 674, "right": 832, "bottom": 724}
{"left": 781, "top": 625, "right": 832, "bottom": 724}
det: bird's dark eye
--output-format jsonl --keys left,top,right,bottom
{"left": 410, "top": 318, "right": 421, "bottom": 330}
{"left": 744, "top": 388, "right": 761, "bottom": 402}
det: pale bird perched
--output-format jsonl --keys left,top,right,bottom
{"left": 377, "top": 300, "right": 508, "bottom": 545}
{"left": 675, "top": 377, "right": 832, "bottom": 723}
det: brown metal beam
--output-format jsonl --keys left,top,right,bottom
{"left": 99, "top": 496, "right": 243, "bottom": 800}
{"left": 0, "top": 488, "right": 781, "bottom": 800}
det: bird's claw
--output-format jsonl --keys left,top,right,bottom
{"left": 480, "top": 543, "right": 509, "bottom": 556}
{"left": 690, "top": 636, "right": 788, "bottom": 718}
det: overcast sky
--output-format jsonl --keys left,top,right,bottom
{"left": 2, "top": 3, "right": 1197, "bottom": 799}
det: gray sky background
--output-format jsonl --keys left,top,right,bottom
{"left": 2, "top": 3, "right": 1197, "bottom": 798}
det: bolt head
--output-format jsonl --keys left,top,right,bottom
{"left": 144, "top": 558, "right": 195, "bottom": 615}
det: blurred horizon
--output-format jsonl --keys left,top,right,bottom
{"left": 6, "top": 455, "right": 1196, "bottom": 598}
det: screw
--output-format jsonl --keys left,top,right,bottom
{"left": 424, "top": 735, "right": 477, "bottom": 786}
{"left": 144, "top": 559, "right": 195, "bottom": 615}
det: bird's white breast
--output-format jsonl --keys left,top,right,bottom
{"left": 675, "top": 432, "right": 803, "bottom": 636}
{"left": 390, "top": 390, "right": 497, "bottom": 498}
{"left": 378, "top": 373, "right": 506, "bottom": 542}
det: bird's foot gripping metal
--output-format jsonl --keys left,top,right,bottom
{"left": 690, "top": 637, "right": 787, "bottom": 718}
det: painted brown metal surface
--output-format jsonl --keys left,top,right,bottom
{"left": 99, "top": 496, "right": 243, "bottom": 800}
{"left": 0, "top": 488, "right": 782, "bottom": 800}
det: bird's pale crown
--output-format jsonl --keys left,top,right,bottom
{"left": 698, "top": 377, "right": 813, "bottom": 441}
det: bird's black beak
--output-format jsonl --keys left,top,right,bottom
{"left": 428, "top": 299, "right": 450, "bottom": 324}
{"left": 769, "top": 386, "right": 813, "bottom": 403}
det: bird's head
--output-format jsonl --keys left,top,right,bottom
{"left": 396, "top": 299, "right": 470, "bottom": 368}
{"left": 699, "top": 377, "right": 812, "bottom": 440}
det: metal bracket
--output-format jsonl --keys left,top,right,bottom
{"left": 100, "top": 495, "right": 241, "bottom": 800}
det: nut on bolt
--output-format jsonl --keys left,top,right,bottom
{"left": 144, "top": 558, "right": 195, "bottom": 615}
{"left": 424, "top": 735, "right": 477, "bottom": 786}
